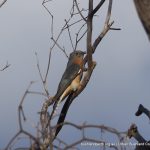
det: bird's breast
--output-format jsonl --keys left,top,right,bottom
{"left": 70, "top": 75, "right": 80, "bottom": 91}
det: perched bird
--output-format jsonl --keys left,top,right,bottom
{"left": 127, "top": 124, "right": 150, "bottom": 150}
{"left": 49, "top": 50, "right": 86, "bottom": 122}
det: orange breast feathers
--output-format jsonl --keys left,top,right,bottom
{"left": 72, "top": 56, "right": 84, "bottom": 69}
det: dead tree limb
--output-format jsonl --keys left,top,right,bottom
{"left": 0, "top": 62, "right": 10, "bottom": 71}
{"left": 135, "top": 104, "right": 150, "bottom": 120}
{"left": 5, "top": 81, "right": 45, "bottom": 150}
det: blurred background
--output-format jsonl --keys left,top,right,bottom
{"left": 0, "top": 0, "right": 150, "bottom": 149}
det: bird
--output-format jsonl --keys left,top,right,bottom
{"left": 49, "top": 50, "right": 86, "bottom": 122}
{"left": 127, "top": 124, "right": 150, "bottom": 150}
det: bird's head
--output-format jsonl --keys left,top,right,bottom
{"left": 69, "top": 50, "right": 86, "bottom": 59}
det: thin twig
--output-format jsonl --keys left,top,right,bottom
{"left": 52, "top": 121, "right": 126, "bottom": 137}
{"left": 51, "top": 37, "right": 68, "bottom": 58}
{"left": 5, "top": 131, "right": 21, "bottom": 150}
{"left": 93, "top": 21, "right": 114, "bottom": 51}
{"left": 42, "top": 0, "right": 54, "bottom": 37}
{"left": 74, "top": 0, "right": 87, "bottom": 22}
{"left": 86, "top": 0, "right": 94, "bottom": 68}
{"left": 64, "top": 17, "right": 87, "bottom": 29}
{"left": 92, "top": 0, "right": 114, "bottom": 51}
{"left": 65, "top": 19, "right": 75, "bottom": 51}
{"left": 0, "top": 0, "right": 7, "bottom": 8}
{"left": 28, "top": 91, "right": 47, "bottom": 97}
{"left": 75, "top": 23, "right": 87, "bottom": 50}
{"left": 105, "top": 0, "right": 113, "bottom": 26}
{"left": 0, "top": 62, "right": 10, "bottom": 71}
{"left": 35, "top": 52, "right": 49, "bottom": 96}
{"left": 43, "top": 16, "right": 72, "bottom": 83}
{"left": 42, "top": 0, "right": 54, "bottom": 83}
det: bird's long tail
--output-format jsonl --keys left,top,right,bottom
{"left": 54, "top": 93, "right": 74, "bottom": 139}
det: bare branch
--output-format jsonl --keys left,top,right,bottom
{"left": 42, "top": 0, "right": 54, "bottom": 37}
{"left": 51, "top": 37, "right": 68, "bottom": 58}
{"left": 5, "top": 131, "right": 21, "bottom": 150}
{"left": 105, "top": 0, "right": 113, "bottom": 26}
{"left": 44, "top": 48, "right": 53, "bottom": 86}
{"left": 43, "top": 16, "right": 73, "bottom": 84}
{"left": 91, "top": 0, "right": 106, "bottom": 17}
{"left": 64, "top": 137, "right": 118, "bottom": 150}
{"left": 0, "top": 62, "right": 10, "bottom": 71}
{"left": 5, "top": 82, "right": 42, "bottom": 150}
{"left": 18, "top": 81, "right": 37, "bottom": 129}
{"left": 54, "top": 121, "right": 126, "bottom": 137}
{"left": 135, "top": 104, "right": 150, "bottom": 120}
{"left": 0, "top": 0, "right": 7, "bottom": 8}
{"left": 75, "top": 23, "right": 87, "bottom": 50}
{"left": 110, "top": 27, "right": 121, "bottom": 30}
{"left": 93, "top": 21, "right": 114, "bottom": 51}
{"left": 74, "top": 0, "right": 87, "bottom": 22}
{"left": 42, "top": 0, "right": 54, "bottom": 84}
{"left": 53, "top": 121, "right": 126, "bottom": 150}
{"left": 92, "top": 0, "right": 114, "bottom": 51}
{"left": 65, "top": 19, "right": 75, "bottom": 51}
{"left": 42, "top": 0, "right": 52, "bottom": 4}
{"left": 27, "top": 91, "right": 47, "bottom": 97}
{"left": 35, "top": 52, "right": 49, "bottom": 96}
{"left": 86, "top": 0, "right": 94, "bottom": 69}
{"left": 64, "top": 17, "right": 88, "bottom": 30}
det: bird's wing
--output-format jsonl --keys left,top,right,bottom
{"left": 54, "top": 63, "right": 80, "bottom": 101}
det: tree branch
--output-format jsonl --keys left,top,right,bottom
{"left": 0, "top": 0, "right": 7, "bottom": 8}
{"left": 74, "top": 0, "right": 87, "bottom": 22}
{"left": 86, "top": 0, "right": 94, "bottom": 69}
{"left": 135, "top": 104, "right": 150, "bottom": 120}
{"left": 90, "top": 0, "right": 106, "bottom": 17}
{"left": 0, "top": 62, "right": 10, "bottom": 71}
{"left": 93, "top": 0, "right": 114, "bottom": 51}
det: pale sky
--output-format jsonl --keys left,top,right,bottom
{"left": 0, "top": 0, "right": 150, "bottom": 149}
